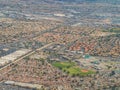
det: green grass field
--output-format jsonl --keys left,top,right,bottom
{"left": 52, "top": 61, "right": 75, "bottom": 69}
{"left": 52, "top": 61, "right": 95, "bottom": 77}
{"left": 103, "top": 28, "right": 120, "bottom": 33}
{"left": 64, "top": 67, "right": 95, "bottom": 76}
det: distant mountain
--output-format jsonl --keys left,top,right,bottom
{"left": 0, "top": 0, "right": 119, "bottom": 5}
{"left": 54, "top": 0, "right": 120, "bottom": 4}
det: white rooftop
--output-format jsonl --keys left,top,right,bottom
{"left": 0, "top": 49, "right": 31, "bottom": 66}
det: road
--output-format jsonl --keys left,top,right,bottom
{"left": 0, "top": 24, "right": 62, "bottom": 50}
{"left": 0, "top": 42, "right": 55, "bottom": 73}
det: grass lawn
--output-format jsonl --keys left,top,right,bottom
{"left": 103, "top": 28, "right": 120, "bottom": 33}
{"left": 52, "top": 61, "right": 75, "bottom": 69}
{"left": 52, "top": 61, "right": 95, "bottom": 77}
{"left": 64, "top": 67, "right": 95, "bottom": 76}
